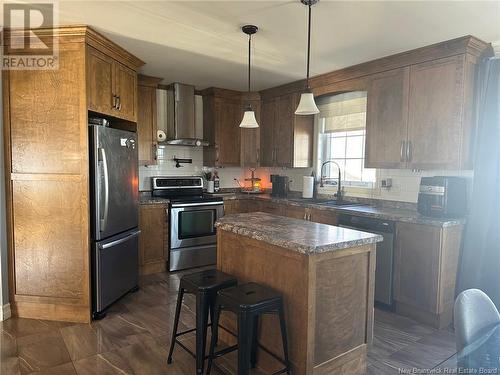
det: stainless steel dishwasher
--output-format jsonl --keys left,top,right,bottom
{"left": 337, "top": 214, "right": 395, "bottom": 308}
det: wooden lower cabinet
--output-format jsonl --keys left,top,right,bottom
{"left": 139, "top": 204, "right": 168, "bottom": 275}
{"left": 256, "top": 201, "right": 284, "bottom": 216}
{"left": 309, "top": 208, "right": 338, "bottom": 226}
{"left": 285, "top": 205, "right": 308, "bottom": 220}
{"left": 393, "top": 222, "right": 463, "bottom": 328}
{"left": 223, "top": 200, "right": 249, "bottom": 215}
{"left": 217, "top": 230, "right": 376, "bottom": 375}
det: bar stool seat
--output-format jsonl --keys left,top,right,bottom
{"left": 218, "top": 283, "right": 283, "bottom": 311}
{"left": 206, "top": 282, "right": 291, "bottom": 375}
{"left": 167, "top": 269, "right": 237, "bottom": 374}
{"left": 182, "top": 269, "right": 237, "bottom": 294}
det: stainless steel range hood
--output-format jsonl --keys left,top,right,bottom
{"left": 159, "top": 83, "right": 208, "bottom": 147}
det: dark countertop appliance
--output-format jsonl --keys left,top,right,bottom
{"left": 270, "top": 175, "right": 289, "bottom": 198}
{"left": 152, "top": 176, "right": 223, "bottom": 271}
{"left": 417, "top": 176, "right": 467, "bottom": 218}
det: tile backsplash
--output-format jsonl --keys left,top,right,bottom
{"left": 139, "top": 145, "right": 204, "bottom": 191}
{"left": 139, "top": 145, "right": 473, "bottom": 204}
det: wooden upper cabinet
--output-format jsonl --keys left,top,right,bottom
{"left": 87, "top": 46, "right": 140, "bottom": 122}
{"left": 293, "top": 102, "right": 315, "bottom": 168}
{"left": 365, "top": 67, "right": 410, "bottom": 169}
{"left": 137, "top": 75, "right": 162, "bottom": 165}
{"left": 276, "top": 94, "right": 295, "bottom": 167}
{"left": 240, "top": 94, "right": 261, "bottom": 168}
{"left": 365, "top": 53, "right": 481, "bottom": 170}
{"left": 4, "top": 26, "right": 144, "bottom": 323}
{"left": 260, "top": 93, "right": 314, "bottom": 168}
{"left": 87, "top": 47, "right": 114, "bottom": 117}
{"left": 260, "top": 99, "right": 277, "bottom": 167}
{"left": 407, "top": 55, "right": 468, "bottom": 169}
{"left": 114, "top": 63, "right": 137, "bottom": 122}
{"left": 215, "top": 97, "right": 241, "bottom": 166}
{"left": 202, "top": 88, "right": 242, "bottom": 167}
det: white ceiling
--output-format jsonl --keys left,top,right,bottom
{"left": 22, "top": 1, "right": 500, "bottom": 90}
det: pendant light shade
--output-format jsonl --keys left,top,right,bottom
{"left": 295, "top": 91, "right": 320, "bottom": 115}
{"left": 240, "top": 25, "right": 259, "bottom": 128}
{"left": 295, "top": 0, "right": 319, "bottom": 116}
{"left": 239, "top": 108, "right": 259, "bottom": 128}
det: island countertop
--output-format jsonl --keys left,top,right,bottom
{"left": 215, "top": 211, "right": 382, "bottom": 254}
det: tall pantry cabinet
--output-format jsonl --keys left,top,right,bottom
{"left": 2, "top": 26, "right": 144, "bottom": 323}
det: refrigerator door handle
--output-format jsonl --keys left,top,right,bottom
{"left": 99, "top": 230, "right": 141, "bottom": 250}
{"left": 99, "top": 147, "right": 110, "bottom": 233}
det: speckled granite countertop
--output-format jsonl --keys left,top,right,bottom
{"left": 139, "top": 194, "right": 170, "bottom": 205}
{"left": 214, "top": 193, "right": 465, "bottom": 228}
{"left": 139, "top": 191, "right": 465, "bottom": 227}
{"left": 216, "top": 212, "right": 383, "bottom": 255}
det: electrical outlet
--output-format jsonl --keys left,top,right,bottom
{"left": 381, "top": 178, "right": 393, "bottom": 189}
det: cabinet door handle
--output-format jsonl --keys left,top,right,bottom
{"left": 112, "top": 94, "right": 117, "bottom": 109}
{"left": 117, "top": 96, "right": 122, "bottom": 110}
{"left": 406, "top": 141, "right": 412, "bottom": 162}
{"left": 303, "top": 212, "right": 307, "bottom": 220}
{"left": 153, "top": 143, "right": 157, "bottom": 161}
{"left": 215, "top": 145, "right": 219, "bottom": 163}
{"left": 400, "top": 140, "right": 406, "bottom": 162}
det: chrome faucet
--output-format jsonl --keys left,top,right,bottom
{"left": 319, "top": 160, "right": 343, "bottom": 202}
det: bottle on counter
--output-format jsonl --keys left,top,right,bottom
{"left": 213, "top": 171, "right": 220, "bottom": 192}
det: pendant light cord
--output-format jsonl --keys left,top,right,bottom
{"left": 248, "top": 33, "right": 252, "bottom": 93}
{"left": 306, "top": 1, "right": 312, "bottom": 89}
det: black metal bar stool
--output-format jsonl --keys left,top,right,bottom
{"left": 206, "top": 282, "right": 291, "bottom": 375}
{"left": 167, "top": 269, "right": 237, "bottom": 374}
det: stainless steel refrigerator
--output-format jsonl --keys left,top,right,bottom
{"left": 89, "top": 125, "right": 140, "bottom": 319}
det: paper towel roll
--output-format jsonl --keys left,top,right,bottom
{"left": 302, "top": 176, "right": 314, "bottom": 198}
{"left": 157, "top": 130, "right": 166, "bottom": 142}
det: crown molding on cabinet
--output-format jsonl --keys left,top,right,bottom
{"left": 260, "top": 35, "right": 492, "bottom": 100}
{"left": 3, "top": 25, "right": 145, "bottom": 70}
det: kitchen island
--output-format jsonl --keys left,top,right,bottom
{"left": 215, "top": 212, "right": 383, "bottom": 375}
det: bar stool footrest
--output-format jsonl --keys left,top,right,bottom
{"left": 210, "top": 344, "right": 238, "bottom": 359}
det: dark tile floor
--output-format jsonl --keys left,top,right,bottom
{"left": 1, "top": 269, "right": 457, "bottom": 374}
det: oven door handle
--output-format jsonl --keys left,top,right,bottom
{"left": 171, "top": 201, "right": 224, "bottom": 208}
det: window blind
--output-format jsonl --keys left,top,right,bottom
{"left": 318, "top": 96, "right": 367, "bottom": 133}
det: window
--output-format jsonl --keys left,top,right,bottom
{"left": 317, "top": 92, "right": 376, "bottom": 188}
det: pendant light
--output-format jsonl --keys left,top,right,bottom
{"left": 239, "top": 25, "right": 259, "bottom": 128}
{"left": 295, "top": 0, "right": 320, "bottom": 115}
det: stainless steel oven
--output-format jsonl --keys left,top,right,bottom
{"left": 170, "top": 201, "right": 224, "bottom": 248}
{"left": 170, "top": 201, "right": 224, "bottom": 271}
{"left": 151, "top": 176, "right": 224, "bottom": 272}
